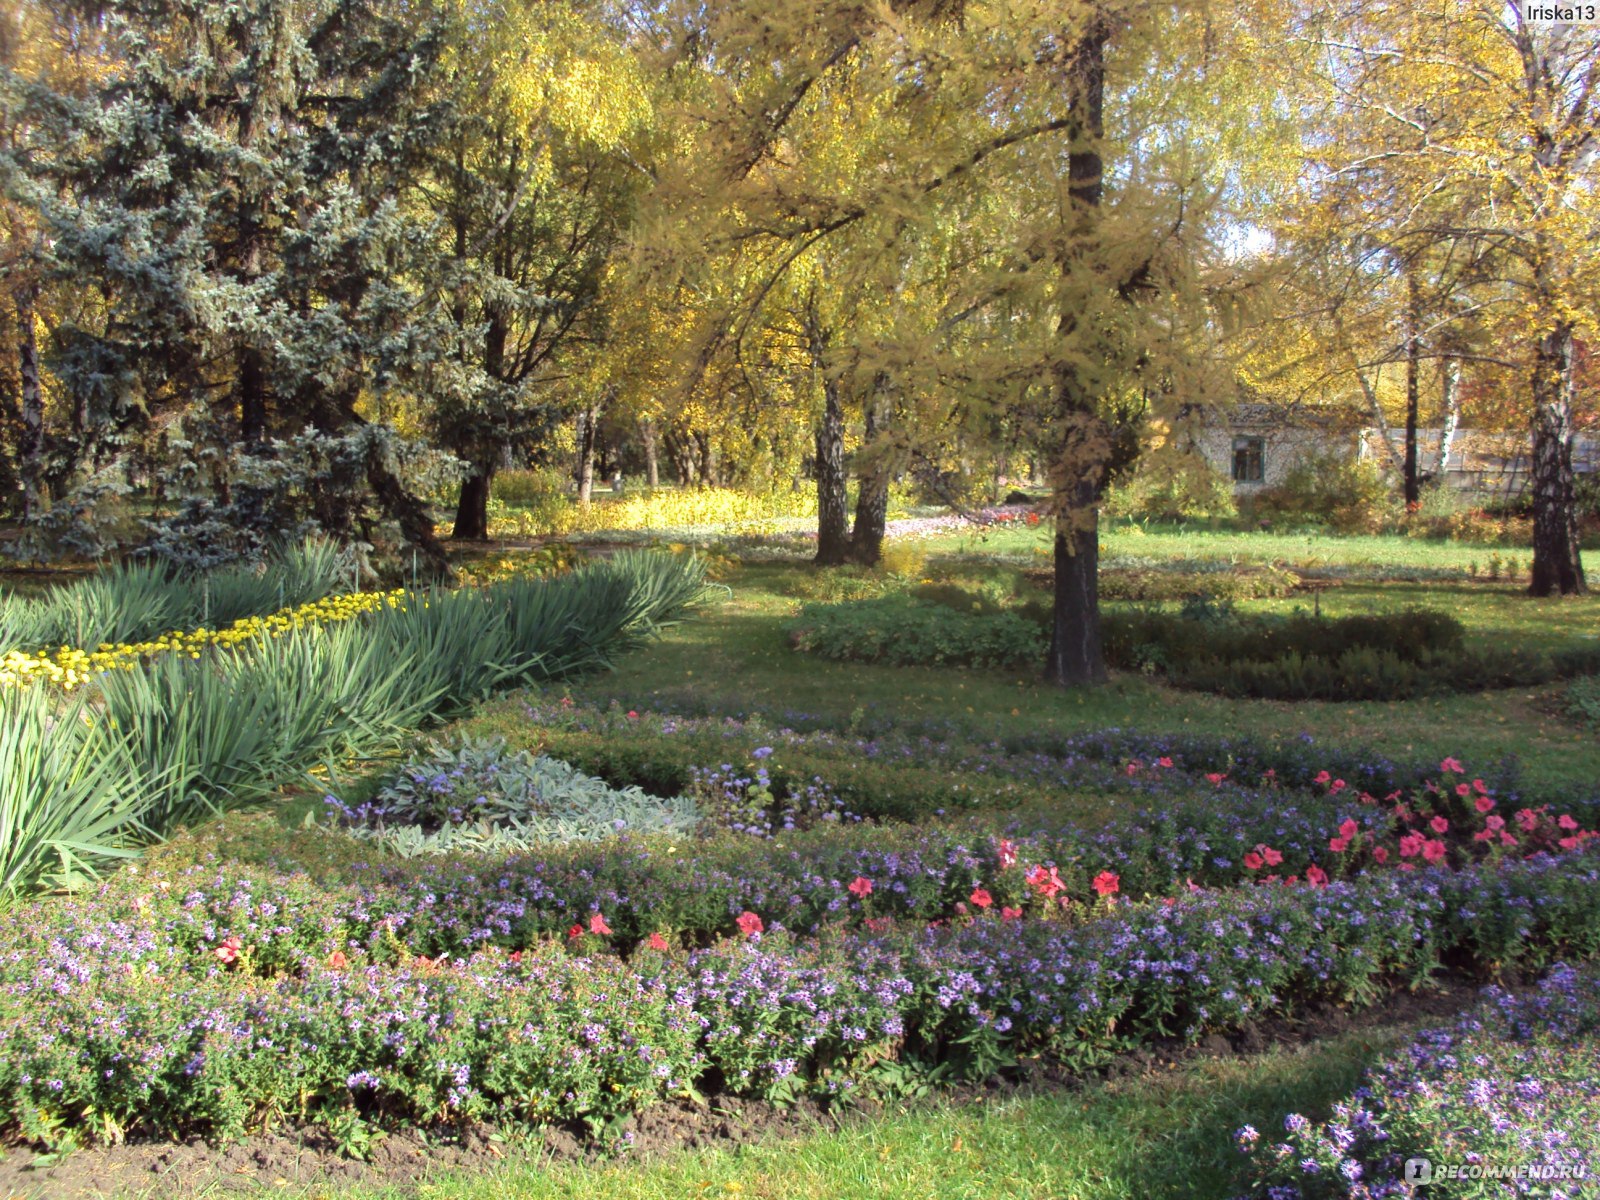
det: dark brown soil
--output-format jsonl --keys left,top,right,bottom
{"left": 0, "top": 974, "right": 1488, "bottom": 1200}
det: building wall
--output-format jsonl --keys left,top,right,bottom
{"left": 1191, "top": 427, "right": 1359, "bottom": 492}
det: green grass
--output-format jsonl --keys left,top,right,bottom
{"left": 920, "top": 519, "right": 1543, "bottom": 575}
{"left": 549, "top": 563, "right": 1599, "bottom": 797}
{"left": 247, "top": 1022, "right": 1410, "bottom": 1200}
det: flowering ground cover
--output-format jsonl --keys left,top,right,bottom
{"left": 4, "top": 826, "right": 1599, "bottom": 1154}
{"left": 1235, "top": 962, "right": 1600, "bottom": 1199}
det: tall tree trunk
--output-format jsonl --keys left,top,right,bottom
{"left": 1529, "top": 324, "right": 1586, "bottom": 596}
{"left": 1403, "top": 271, "right": 1421, "bottom": 507}
{"left": 849, "top": 385, "right": 890, "bottom": 565}
{"left": 1044, "top": 22, "right": 1109, "bottom": 688}
{"left": 451, "top": 467, "right": 492, "bottom": 540}
{"left": 576, "top": 405, "right": 599, "bottom": 504}
{"left": 805, "top": 305, "right": 850, "bottom": 566}
{"left": 239, "top": 347, "right": 267, "bottom": 445}
{"left": 1431, "top": 357, "right": 1460, "bottom": 480}
{"left": 16, "top": 287, "right": 44, "bottom": 521}
{"left": 642, "top": 418, "right": 660, "bottom": 487}
{"left": 695, "top": 431, "right": 715, "bottom": 487}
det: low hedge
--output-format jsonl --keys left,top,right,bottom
{"left": 785, "top": 596, "right": 1600, "bottom": 701}
{"left": 786, "top": 595, "right": 1042, "bottom": 669}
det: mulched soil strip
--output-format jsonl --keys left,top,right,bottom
{"left": 0, "top": 973, "right": 1488, "bottom": 1199}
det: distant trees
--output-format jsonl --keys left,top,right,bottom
{"left": 1283, "top": 2, "right": 1597, "bottom": 594}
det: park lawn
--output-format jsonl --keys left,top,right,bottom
{"left": 918, "top": 520, "right": 1539, "bottom": 576}
{"left": 542, "top": 563, "right": 1599, "bottom": 798}
{"left": 280, "top": 1022, "right": 1410, "bottom": 1200}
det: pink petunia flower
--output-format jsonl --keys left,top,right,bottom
{"left": 213, "top": 937, "right": 242, "bottom": 965}
{"left": 1430, "top": 816, "right": 1450, "bottom": 834}
{"left": 588, "top": 912, "right": 612, "bottom": 936}
{"left": 1329, "top": 837, "right": 1348, "bottom": 853}
{"left": 1000, "top": 906, "right": 1023, "bottom": 921}
{"left": 647, "top": 932, "right": 670, "bottom": 952}
{"left": 1440, "top": 757, "right": 1464, "bottom": 774}
{"left": 1372, "top": 846, "right": 1390, "bottom": 864}
{"left": 969, "top": 888, "right": 993, "bottom": 909}
{"left": 1475, "top": 795, "right": 1495, "bottom": 814}
{"left": 1422, "top": 839, "right": 1447, "bottom": 864}
{"left": 1305, "top": 865, "right": 1328, "bottom": 887}
{"left": 848, "top": 876, "right": 874, "bottom": 898}
{"left": 735, "top": 911, "right": 764, "bottom": 937}
{"left": 1261, "top": 846, "right": 1283, "bottom": 867}
{"left": 1243, "top": 851, "right": 1264, "bottom": 871}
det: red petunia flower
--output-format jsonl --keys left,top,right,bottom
{"left": 647, "top": 932, "right": 670, "bottom": 952}
{"left": 566, "top": 923, "right": 585, "bottom": 940}
{"left": 969, "top": 887, "right": 993, "bottom": 909}
{"left": 588, "top": 912, "right": 612, "bottom": 936}
{"left": 847, "top": 876, "right": 873, "bottom": 898}
{"left": 1000, "top": 906, "right": 1023, "bottom": 921}
{"left": 328, "top": 950, "right": 348, "bottom": 970}
{"left": 1243, "top": 851, "right": 1264, "bottom": 871}
{"left": 1091, "top": 870, "right": 1120, "bottom": 897}
{"left": 735, "top": 911, "right": 764, "bottom": 937}
{"left": 1305, "top": 865, "right": 1328, "bottom": 887}
{"left": 213, "top": 937, "right": 242, "bottom": 965}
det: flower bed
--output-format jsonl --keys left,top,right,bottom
{"left": 0, "top": 587, "right": 408, "bottom": 691}
{"left": 2, "top": 852, "right": 1598, "bottom": 1148}
{"left": 524, "top": 699, "right": 1597, "bottom": 827}
{"left": 0, "top": 553, "right": 709, "bottom": 898}
{"left": 1235, "top": 962, "right": 1600, "bottom": 1199}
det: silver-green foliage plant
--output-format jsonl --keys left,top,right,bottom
{"left": 331, "top": 740, "right": 698, "bottom": 857}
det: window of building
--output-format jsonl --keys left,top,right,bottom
{"left": 1232, "top": 435, "right": 1265, "bottom": 483}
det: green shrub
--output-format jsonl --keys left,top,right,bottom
{"left": 1090, "top": 606, "right": 1597, "bottom": 701}
{"left": 786, "top": 596, "right": 1043, "bottom": 669}
{"left": 1566, "top": 675, "right": 1600, "bottom": 727}
{"left": 1248, "top": 453, "right": 1392, "bottom": 534}
{"left": 1104, "top": 449, "right": 1238, "bottom": 522}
